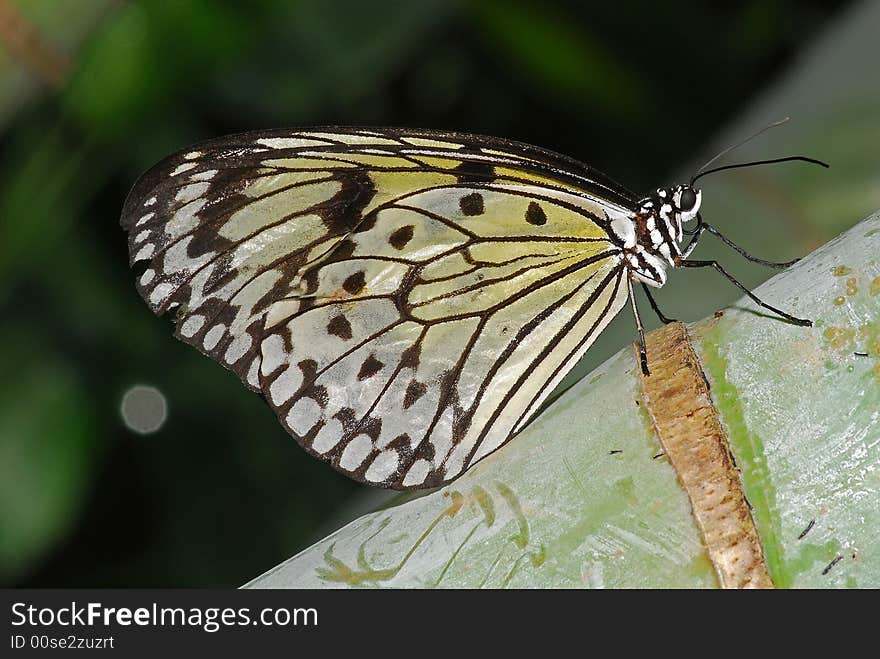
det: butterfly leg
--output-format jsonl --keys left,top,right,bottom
{"left": 641, "top": 283, "right": 678, "bottom": 324}
{"left": 681, "top": 223, "right": 706, "bottom": 258}
{"left": 678, "top": 258, "right": 812, "bottom": 326}
{"left": 627, "top": 277, "right": 650, "bottom": 376}
{"left": 689, "top": 214, "right": 799, "bottom": 268}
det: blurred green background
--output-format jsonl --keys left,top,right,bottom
{"left": 1, "top": 0, "right": 874, "bottom": 587}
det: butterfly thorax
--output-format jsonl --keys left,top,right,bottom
{"left": 610, "top": 183, "right": 702, "bottom": 289}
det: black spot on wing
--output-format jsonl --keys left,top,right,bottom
{"left": 342, "top": 270, "right": 366, "bottom": 294}
{"left": 327, "top": 314, "right": 353, "bottom": 340}
{"left": 525, "top": 201, "right": 547, "bottom": 226}
{"left": 357, "top": 354, "right": 384, "bottom": 380}
{"left": 459, "top": 192, "right": 485, "bottom": 216}
{"left": 403, "top": 380, "right": 427, "bottom": 409}
{"left": 399, "top": 344, "right": 421, "bottom": 369}
{"left": 388, "top": 225, "right": 414, "bottom": 250}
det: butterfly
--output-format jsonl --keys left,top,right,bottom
{"left": 121, "top": 126, "right": 822, "bottom": 489}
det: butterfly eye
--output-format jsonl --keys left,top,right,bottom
{"left": 678, "top": 187, "right": 698, "bottom": 212}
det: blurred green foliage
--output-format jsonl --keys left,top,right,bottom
{"left": 0, "top": 0, "right": 859, "bottom": 586}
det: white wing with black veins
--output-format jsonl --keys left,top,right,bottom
{"left": 121, "top": 128, "right": 635, "bottom": 488}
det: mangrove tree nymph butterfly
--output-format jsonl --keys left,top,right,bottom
{"left": 121, "top": 124, "right": 826, "bottom": 489}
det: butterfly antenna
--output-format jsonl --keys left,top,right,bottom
{"left": 691, "top": 155, "right": 829, "bottom": 185}
{"left": 690, "top": 117, "right": 792, "bottom": 185}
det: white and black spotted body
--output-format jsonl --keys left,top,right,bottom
{"left": 121, "top": 127, "right": 711, "bottom": 489}
{"left": 608, "top": 184, "right": 702, "bottom": 288}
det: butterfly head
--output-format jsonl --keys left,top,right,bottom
{"left": 647, "top": 184, "right": 702, "bottom": 239}
{"left": 636, "top": 183, "right": 701, "bottom": 255}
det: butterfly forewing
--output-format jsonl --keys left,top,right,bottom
{"left": 121, "top": 128, "right": 634, "bottom": 488}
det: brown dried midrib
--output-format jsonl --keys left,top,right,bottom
{"left": 639, "top": 322, "right": 773, "bottom": 589}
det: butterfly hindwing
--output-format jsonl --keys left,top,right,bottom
{"left": 121, "top": 128, "right": 634, "bottom": 487}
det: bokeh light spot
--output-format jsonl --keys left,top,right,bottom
{"left": 120, "top": 385, "right": 168, "bottom": 434}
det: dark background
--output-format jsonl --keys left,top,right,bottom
{"left": 0, "top": 0, "right": 860, "bottom": 587}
